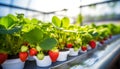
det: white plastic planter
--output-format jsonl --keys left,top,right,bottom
{"left": 27, "top": 51, "right": 35, "bottom": 61}
{"left": 104, "top": 39, "right": 110, "bottom": 44}
{"left": 68, "top": 48, "right": 79, "bottom": 56}
{"left": 97, "top": 42, "right": 103, "bottom": 47}
{"left": 80, "top": 50, "right": 87, "bottom": 53}
{"left": 57, "top": 50, "right": 70, "bottom": 61}
{"left": 33, "top": 56, "right": 51, "bottom": 67}
{"left": 27, "top": 55, "right": 35, "bottom": 61}
{"left": 1, "top": 58, "right": 25, "bottom": 69}
{"left": 96, "top": 41, "right": 100, "bottom": 47}
{"left": 87, "top": 45, "right": 92, "bottom": 50}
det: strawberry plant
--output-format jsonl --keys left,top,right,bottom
{"left": 22, "top": 21, "right": 58, "bottom": 60}
{"left": 0, "top": 14, "right": 43, "bottom": 63}
{"left": 0, "top": 14, "right": 24, "bottom": 56}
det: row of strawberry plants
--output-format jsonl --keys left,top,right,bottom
{"left": 0, "top": 14, "right": 120, "bottom": 68}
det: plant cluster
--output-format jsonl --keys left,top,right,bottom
{"left": 0, "top": 14, "right": 120, "bottom": 64}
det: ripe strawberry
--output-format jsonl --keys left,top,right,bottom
{"left": 89, "top": 40, "right": 96, "bottom": 49}
{"left": 29, "top": 48, "right": 38, "bottom": 56}
{"left": 37, "top": 53, "right": 44, "bottom": 60}
{"left": 0, "top": 53, "right": 8, "bottom": 64}
{"left": 109, "top": 34, "right": 112, "bottom": 39}
{"left": 49, "top": 49, "right": 59, "bottom": 62}
{"left": 100, "top": 40, "right": 104, "bottom": 44}
{"left": 103, "top": 37, "right": 108, "bottom": 41}
{"left": 81, "top": 46, "right": 87, "bottom": 51}
{"left": 21, "top": 45, "right": 28, "bottom": 52}
{"left": 19, "top": 52, "right": 28, "bottom": 62}
{"left": 66, "top": 43, "right": 73, "bottom": 48}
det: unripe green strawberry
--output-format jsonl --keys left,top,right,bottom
{"left": 36, "top": 46, "right": 41, "bottom": 51}
{"left": 21, "top": 45, "right": 28, "bottom": 52}
{"left": 37, "top": 53, "right": 44, "bottom": 60}
{"left": 74, "top": 47, "right": 79, "bottom": 51}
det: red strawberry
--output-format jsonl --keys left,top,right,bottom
{"left": 109, "top": 34, "right": 112, "bottom": 39}
{"left": 49, "top": 49, "right": 59, "bottom": 62}
{"left": 66, "top": 43, "right": 73, "bottom": 48}
{"left": 81, "top": 46, "right": 87, "bottom": 51}
{"left": 29, "top": 48, "right": 38, "bottom": 56}
{"left": 103, "top": 37, "right": 108, "bottom": 41}
{"left": 19, "top": 52, "right": 28, "bottom": 62}
{"left": 0, "top": 53, "right": 8, "bottom": 64}
{"left": 100, "top": 40, "right": 104, "bottom": 44}
{"left": 89, "top": 40, "right": 96, "bottom": 49}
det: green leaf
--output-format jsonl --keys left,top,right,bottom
{"left": 0, "top": 16, "right": 14, "bottom": 29}
{"left": 24, "top": 18, "right": 31, "bottom": 24}
{"left": 92, "top": 32, "right": 98, "bottom": 37}
{"left": 61, "top": 17, "right": 70, "bottom": 28}
{"left": 31, "top": 18, "right": 39, "bottom": 24}
{"left": 40, "top": 38, "right": 58, "bottom": 50}
{"left": 52, "top": 16, "right": 61, "bottom": 27}
{"left": 0, "top": 26, "right": 22, "bottom": 34}
{"left": 23, "top": 28, "right": 43, "bottom": 44}
{"left": 7, "top": 14, "right": 18, "bottom": 22}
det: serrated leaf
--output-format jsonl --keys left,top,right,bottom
{"left": 40, "top": 38, "right": 57, "bottom": 50}
{"left": 23, "top": 28, "right": 43, "bottom": 43}
{"left": 61, "top": 17, "right": 70, "bottom": 28}
{"left": 52, "top": 16, "right": 61, "bottom": 27}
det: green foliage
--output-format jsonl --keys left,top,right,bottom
{"left": 76, "top": 14, "right": 83, "bottom": 25}
{"left": 52, "top": 16, "right": 61, "bottom": 27}
{"left": 23, "top": 28, "right": 43, "bottom": 44}
{"left": 61, "top": 17, "right": 70, "bottom": 28}
{"left": 52, "top": 16, "right": 70, "bottom": 29}
{"left": 0, "top": 16, "right": 14, "bottom": 29}
{"left": 40, "top": 38, "right": 58, "bottom": 50}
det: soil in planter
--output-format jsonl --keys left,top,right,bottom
{"left": 0, "top": 65, "right": 2, "bottom": 69}
{"left": 8, "top": 54, "right": 19, "bottom": 59}
{"left": 59, "top": 48, "right": 69, "bottom": 51}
